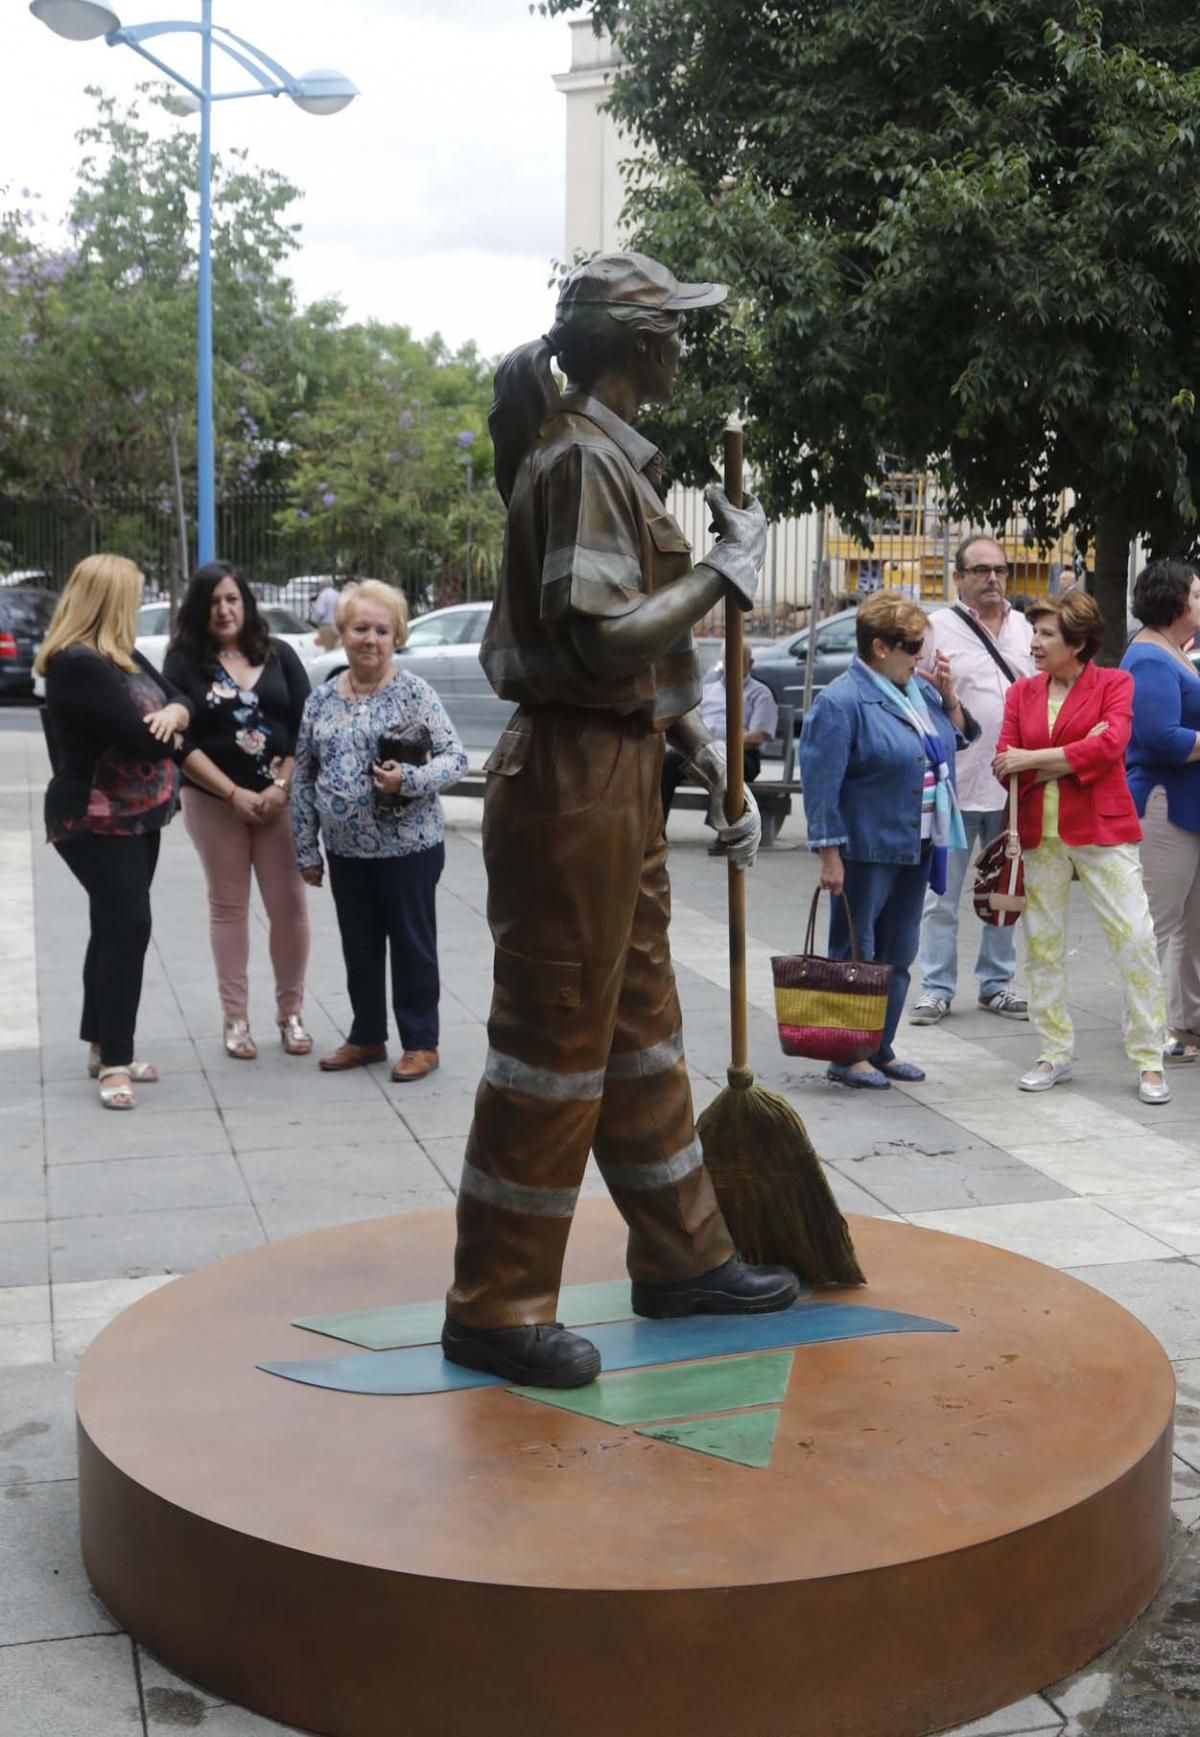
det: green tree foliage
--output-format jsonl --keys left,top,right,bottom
{"left": 0, "top": 87, "right": 501, "bottom": 601}
{"left": 2, "top": 86, "right": 307, "bottom": 518}
{"left": 284, "top": 323, "right": 504, "bottom": 601}
{"left": 549, "top": 0, "right": 1200, "bottom": 657}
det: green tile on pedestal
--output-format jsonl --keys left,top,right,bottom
{"left": 636, "top": 1408, "right": 781, "bottom": 1469}
{"left": 294, "top": 1278, "right": 638, "bottom": 1351}
{"left": 509, "top": 1351, "right": 793, "bottom": 1426}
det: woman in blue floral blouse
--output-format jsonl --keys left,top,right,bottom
{"left": 292, "top": 580, "right": 468, "bottom": 1081}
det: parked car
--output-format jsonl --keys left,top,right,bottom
{"left": 0, "top": 587, "right": 57, "bottom": 700}
{"left": 134, "top": 601, "right": 325, "bottom": 673}
{"left": 308, "top": 601, "right": 511, "bottom": 749}
{"left": 749, "top": 602, "right": 946, "bottom": 720}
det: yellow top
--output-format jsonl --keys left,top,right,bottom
{"left": 1043, "top": 697, "right": 1064, "bottom": 839}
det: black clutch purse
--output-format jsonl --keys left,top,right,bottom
{"left": 377, "top": 724, "right": 432, "bottom": 767}
{"left": 374, "top": 724, "right": 432, "bottom": 812}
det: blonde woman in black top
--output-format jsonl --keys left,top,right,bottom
{"left": 37, "top": 555, "right": 191, "bottom": 1110}
{"left": 164, "top": 562, "right": 312, "bottom": 1061}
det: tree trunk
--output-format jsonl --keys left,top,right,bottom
{"left": 1091, "top": 515, "right": 1132, "bottom": 667}
{"left": 167, "top": 419, "right": 190, "bottom": 629}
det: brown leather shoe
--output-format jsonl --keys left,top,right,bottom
{"left": 391, "top": 1049, "right": 439, "bottom": 1083}
{"left": 319, "top": 1042, "right": 387, "bottom": 1073}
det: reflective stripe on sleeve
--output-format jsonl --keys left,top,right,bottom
{"left": 542, "top": 544, "right": 643, "bottom": 591}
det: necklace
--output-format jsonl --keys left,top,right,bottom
{"left": 1143, "top": 628, "right": 1195, "bottom": 671}
{"left": 346, "top": 670, "right": 387, "bottom": 706}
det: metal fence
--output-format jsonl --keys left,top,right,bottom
{"left": 0, "top": 490, "right": 472, "bottom": 612}
{"left": 2, "top": 476, "right": 1086, "bottom": 633}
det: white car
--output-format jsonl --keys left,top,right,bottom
{"left": 307, "top": 601, "right": 511, "bottom": 748}
{"left": 135, "top": 601, "right": 325, "bottom": 673}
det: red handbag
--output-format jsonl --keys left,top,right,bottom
{"left": 973, "top": 776, "right": 1025, "bottom": 926}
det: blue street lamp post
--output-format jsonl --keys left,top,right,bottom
{"left": 30, "top": 0, "right": 357, "bottom": 567}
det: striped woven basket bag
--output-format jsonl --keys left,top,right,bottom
{"left": 772, "top": 888, "right": 894, "bottom": 1063}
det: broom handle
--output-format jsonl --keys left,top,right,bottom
{"left": 722, "top": 421, "right": 749, "bottom": 1073}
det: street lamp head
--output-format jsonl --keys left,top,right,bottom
{"left": 291, "top": 69, "right": 358, "bottom": 117}
{"left": 29, "top": 0, "right": 119, "bottom": 40}
{"left": 158, "top": 88, "right": 202, "bottom": 118}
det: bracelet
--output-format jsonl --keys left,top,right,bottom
{"left": 224, "top": 786, "right": 237, "bottom": 804}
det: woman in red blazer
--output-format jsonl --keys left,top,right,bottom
{"left": 993, "top": 592, "right": 1167, "bottom": 1103}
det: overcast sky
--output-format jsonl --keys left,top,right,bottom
{"left": 1, "top": 0, "right": 572, "bottom": 357}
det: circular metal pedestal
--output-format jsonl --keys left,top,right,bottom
{"left": 77, "top": 1205, "right": 1174, "bottom": 1737}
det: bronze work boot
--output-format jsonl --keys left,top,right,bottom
{"left": 632, "top": 1256, "right": 800, "bottom": 1320}
{"left": 391, "top": 1049, "right": 439, "bottom": 1083}
{"left": 318, "top": 1042, "right": 387, "bottom": 1073}
{"left": 441, "top": 1319, "right": 601, "bottom": 1388}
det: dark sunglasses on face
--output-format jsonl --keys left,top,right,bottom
{"left": 962, "top": 563, "right": 1009, "bottom": 578}
{"left": 888, "top": 635, "right": 926, "bottom": 655}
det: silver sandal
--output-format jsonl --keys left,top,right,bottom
{"left": 278, "top": 1015, "right": 313, "bottom": 1057}
{"left": 223, "top": 1018, "right": 257, "bottom": 1061}
{"left": 88, "top": 1046, "right": 158, "bottom": 1083}
{"left": 98, "top": 1066, "right": 136, "bottom": 1110}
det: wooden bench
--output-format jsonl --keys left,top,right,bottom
{"left": 446, "top": 706, "right": 804, "bottom": 849}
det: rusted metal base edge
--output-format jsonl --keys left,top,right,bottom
{"left": 77, "top": 1418, "right": 1173, "bottom": 1737}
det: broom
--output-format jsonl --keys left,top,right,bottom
{"left": 695, "top": 418, "right": 865, "bottom": 1287}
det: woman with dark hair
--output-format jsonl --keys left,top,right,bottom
{"left": 164, "top": 561, "right": 312, "bottom": 1060}
{"left": 1122, "top": 558, "right": 1200, "bottom": 1059}
{"left": 441, "top": 252, "right": 799, "bottom": 1392}
{"left": 994, "top": 592, "right": 1167, "bottom": 1101}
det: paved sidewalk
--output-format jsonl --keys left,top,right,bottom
{"left": 1, "top": 708, "right": 1198, "bottom": 1737}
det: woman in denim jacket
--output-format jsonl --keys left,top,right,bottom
{"left": 800, "top": 591, "right": 978, "bottom": 1088}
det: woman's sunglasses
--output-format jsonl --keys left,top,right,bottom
{"left": 887, "top": 635, "right": 926, "bottom": 655}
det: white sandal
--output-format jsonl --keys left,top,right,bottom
{"left": 98, "top": 1067, "right": 136, "bottom": 1110}
{"left": 88, "top": 1046, "right": 158, "bottom": 1083}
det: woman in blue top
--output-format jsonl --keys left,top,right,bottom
{"left": 800, "top": 591, "right": 977, "bottom": 1088}
{"left": 1122, "top": 558, "right": 1200, "bottom": 1060}
{"left": 292, "top": 581, "right": 468, "bottom": 1082}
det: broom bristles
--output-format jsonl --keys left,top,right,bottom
{"left": 697, "top": 1069, "right": 865, "bottom": 1288}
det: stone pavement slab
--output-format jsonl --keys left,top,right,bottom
{"left": 0, "top": 1480, "right": 116, "bottom": 1645}
{"left": 906, "top": 1198, "right": 1176, "bottom": 1268}
{"left": 48, "top": 1204, "right": 264, "bottom": 1284}
{"left": 1063, "top": 1261, "right": 1200, "bottom": 1361}
{"left": 0, "top": 1635, "right": 142, "bottom": 1737}
{"left": 0, "top": 1363, "right": 78, "bottom": 1485}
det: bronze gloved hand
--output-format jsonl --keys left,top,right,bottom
{"left": 685, "top": 740, "right": 763, "bottom": 870}
{"left": 699, "top": 485, "right": 768, "bottom": 612}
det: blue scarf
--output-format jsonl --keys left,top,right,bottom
{"left": 861, "top": 661, "right": 967, "bottom": 894}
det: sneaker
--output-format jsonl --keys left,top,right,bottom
{"left": 979, "top": 990, "right": 1029, "bottom": 1021}
{"left": 909, "top": 994, "right": 949, "bottom": 1026}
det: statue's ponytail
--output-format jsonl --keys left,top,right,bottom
{"left": 488, "top": 337, "right": 561, "bottom": 504}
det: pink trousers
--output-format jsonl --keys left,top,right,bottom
{"left": 181, "top": 787, "right": 310, "bottom": 1021}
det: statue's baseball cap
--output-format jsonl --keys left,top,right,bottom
{"left": 555, "top": 251, "right": 728, "bottom": 317}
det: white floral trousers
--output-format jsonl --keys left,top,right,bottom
{"left": 1023, "top": 840, "right": 1166, "bottom": 1071}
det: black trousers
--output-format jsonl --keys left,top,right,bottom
{"left": 55, "top": 830, "right": 161, "bottom": 1068}
{"left": 327, "top": 845, "right": 444, "bottom": 1051}
{"left": 660, "top": 745, "right": 762, "bottom": 820}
